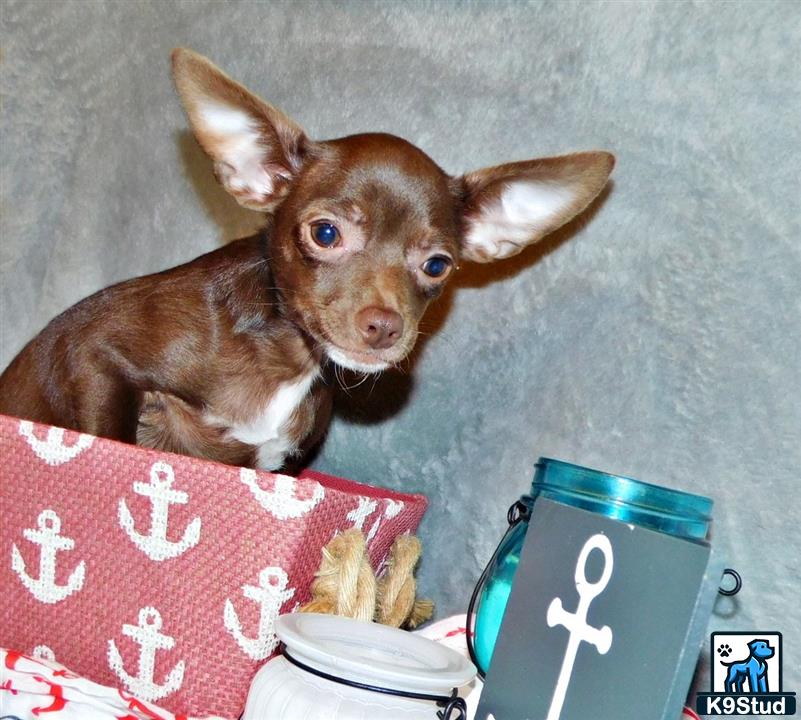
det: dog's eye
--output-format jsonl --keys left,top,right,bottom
{"left": 311, "top": 222, "right": 340, "bottom": 248}
{"left": 421, "top": 255, "right": 452, "bottom": 278}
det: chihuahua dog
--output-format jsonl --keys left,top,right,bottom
{"left": 0, "top": 49, "right": 614, "bottom": 470}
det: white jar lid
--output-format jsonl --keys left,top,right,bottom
{"left": 275, "top": 613, "right": 476, "bottom": 696}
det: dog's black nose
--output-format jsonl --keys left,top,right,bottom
{"left": 356, "top": 307, "right": 404, "bottom": 350}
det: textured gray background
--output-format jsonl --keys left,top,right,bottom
{"left": 2, "top": 0, "right": 799, "bottom": 702}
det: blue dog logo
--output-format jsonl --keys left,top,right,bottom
{"left": 722, "top": 639, "right": 774, "bottom": 693}
{"left": 697, "top": 632, "right": 796, "bottom": 715}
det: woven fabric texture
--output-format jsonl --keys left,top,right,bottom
{"left": 0, "top": 413, "right": 427, "bottom": 719}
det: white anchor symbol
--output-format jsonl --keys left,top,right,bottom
{"left": 367, "top": 498, "right": 405, "bottom": 543}
{"left": 118, "top": 461, "right": 201, "bottom": 561}
{"left": 107, "top": 606, "right": 185, "bottom": 702}
{"left": 546, "top": 533, "right": 614, "bottom": 720}
{"left": 347, "top": 496, "right": 378, "bottom": 531}
{"left": 11, "top": 509, "right": 85, "bottom": 604}
{"left": 224, "top": 566, "right": 295, "bottom": 660}
{"left": 19, "top": 420, "right": 94, "bottom": 466}
{"left": 240, "top": 468, "right": 325, "bottom": 520}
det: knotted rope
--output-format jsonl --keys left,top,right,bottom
{"left": 300, "top": 529, "right": 433, "bottom": 628}
{"left": 376, "top": 533, "right": 434, "bottom": 628}
{"left": 300, "top": 529, "right": 376, "bottom": 622}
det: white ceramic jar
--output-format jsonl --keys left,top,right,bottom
{"left": 243, "top": 613, "right": 476, "bottom": 720}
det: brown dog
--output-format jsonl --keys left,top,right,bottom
{"left": 0, "top": 49, "right": 614, "bottom": 470}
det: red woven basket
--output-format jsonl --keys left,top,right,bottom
{"left": 0, "top": 413, "right": 427, "bottom": 718}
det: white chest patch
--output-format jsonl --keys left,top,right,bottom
{"left": 225, "top": 370, "right": 318, "bottom": 470}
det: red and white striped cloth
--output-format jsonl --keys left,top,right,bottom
{"left": 1, "top": 648, "right": 221, "bottom": 720}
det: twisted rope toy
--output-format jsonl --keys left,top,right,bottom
{"left": 300, "top": 529, "right": 433, "bottom": 628}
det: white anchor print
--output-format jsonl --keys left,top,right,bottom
{"left": 347, "top": 496, "right": 378, "bottom": 531}
{"left": 118, "top": 461, "right": 201, "bottom": 561}
{"left": 223, "top": 566, "right": 295, "bottom": 660}
{"left": 11, "top": 509, "right": 85, "bottom": 604}
{"left": 365, "top": 498, "right": 405, "bottom": 545}
{"left": 240, "top": 468, "right": 325, "bottom": 520}
{"left": 383, "top": 499, "right": 405, "bottom": 520}
{"left": 107, "top": 606, "right": 185, "bottom": 702}
{"left": 546, "top": 533, "right": 614, "bottom": 720}
{"left": 18, "top": 420, "right": 94, "bottom": 466}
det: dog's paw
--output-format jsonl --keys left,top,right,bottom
{"left": 717, "top": 643, "right": 732, "bottom": 658}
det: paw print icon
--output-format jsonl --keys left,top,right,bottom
{"left": 717, "top": 643, "right": 732, "bottom": 658}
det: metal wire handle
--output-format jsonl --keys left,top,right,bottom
{"left": 283, "top": 650, "right": 467, "bottom": 717}
{"left": 718, "top": 567, "right": 742, "bottom": 596}
{"left": 465, "top": 499, "right": 531, "bottom": 680}
{"left": 437, "top": 691, "right": 468, "bottom": 719}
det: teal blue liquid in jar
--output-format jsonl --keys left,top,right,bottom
{"left": 472, "top": 458, "right": 713, "bottom": 673}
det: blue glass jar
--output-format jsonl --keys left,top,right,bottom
{"left": 470, "top": 458, "right": 714, "bottom": 673}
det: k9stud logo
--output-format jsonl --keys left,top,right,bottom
{"left": 696, "top": 632, "right": 796, "bottom": 716}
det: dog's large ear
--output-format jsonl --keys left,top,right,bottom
{"left": 172, "top": 48, "right": 309, "bottom": 211}
{"left": 458, "top": 152, "right": 615, "bottom": 262}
